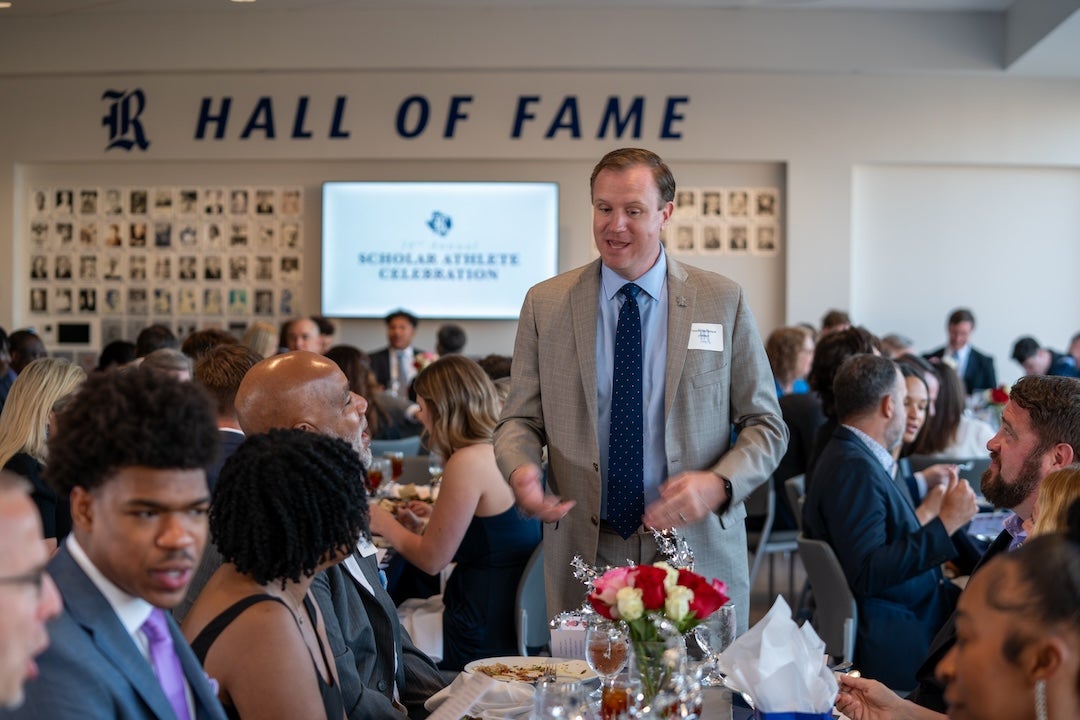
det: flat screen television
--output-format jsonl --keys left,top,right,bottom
{"left": 322, "top": 181, "right": 559, "bottom": 319}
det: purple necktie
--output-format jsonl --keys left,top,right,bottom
{"left": 142, "top": 608, "right": 191, "bottom": 720}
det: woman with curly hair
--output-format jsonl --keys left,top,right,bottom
{"left": 181, "top": 429, "right": 368, "bottom": 720}
{"left": 0, "top": 357, "right": 86, "bottom": 551}
{"left": 368, "top": 355, "right": 541, "bottom": 670}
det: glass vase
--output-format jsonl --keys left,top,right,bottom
{"left": 628, "top": 635, "right": 686, "bottom": 715}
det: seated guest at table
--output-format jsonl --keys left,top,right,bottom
{"left": 3, "top": 369, "right": 226, "bottom": 720}
{"left": 182, "top": 430, "right": 368, "bottom": 720}
{"left": 912, "top": 364, "right": 994, "bottom": 459}
{"left": 283, "top": 317, "right": 322, "bottom": 353}
{"left": 0, "top": 471, "right": 63, "bottom": 710}
{"left": 369, "top": 355, "right": 541, "bottom": 671}
{"left": 803, "top": 354, "right": 978, "bottom": 690}
{"left": 240, "top": 321, "right": 279, "bottom": 359}
{"left": 1011, "top": 336, "right": 1079, "bottom": 378}
{"left": 820, "top": 309, "right": 851, "bottom": 336}
{"left": 96, "top": 340, "right": 137, "bottom": 372}
{"left": 0, "top": 358, "right": 86, "bottom": 552}
{"left": 804, "top": 326, "right": 879, "bottom": 482}
{"left": 1027, "top": 465, "right": 1080, "bottom": 537}
{"left": 434, "top": 324, "right": 466, "bottom": 356}
{"left": 836, "top": 500, "right": 1080, "bottom": 720}
{"left": 134, "top": 323, "right": 178, "bottom": 358}
{"left": 765, "top": 325, "right": 814, "bottom": 397}
{"left": 325, "top": 345, "right": 420, "bottom": 441}
{"left": 234, "top": 351, "right": 446, "bottom": 720}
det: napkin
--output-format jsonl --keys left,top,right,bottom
{"left": 425, "top": 671, "right": 534, "bottom": 720}
{"left": 717, "top": 596, "right": 837, "bottom": 714}
{"left": 397, "top": 594, "right": 444, "bottom": 662}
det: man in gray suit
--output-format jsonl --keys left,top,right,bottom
{"left": 494, "top": 148, "right": 787, "bottom": 627}
{"left": 2, "top": 370, "right": 227, "bottom": 720}
{"left": 234, "top": 351, "right": 446, "bottom": 720}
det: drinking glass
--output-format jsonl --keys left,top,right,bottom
{"left": 385, "top": 451, "right": 405, "bottom": 481}
{"left": 693, "top": 603, "right": 736, "bottom": 687}
{"left": 367, "top": 458, "right": 392, "bottom": 496}
{"left": 533, "top": 679, "right": 588, "bottom": 720}
{"left": 586, "top": 620, "right": 630, "bottom": 694}
{"left": 600, "top": 672, "right": 640, "bottom": 720}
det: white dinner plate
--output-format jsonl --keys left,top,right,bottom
{"left": 463, "top": 656, "right": 596, "bottom": 684}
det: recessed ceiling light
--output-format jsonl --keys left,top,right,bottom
{"left": 0, "top": 3, "right": 13, "bottom": 9}
{"left": 230, "top": 0, "right": 256, "bottom": 3}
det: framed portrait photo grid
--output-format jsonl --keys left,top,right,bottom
{"left": 663, "top": 186, "right": 781, "bottom": 257}
{"left": 25, "top": 184, "right": 304, "bottom": 351}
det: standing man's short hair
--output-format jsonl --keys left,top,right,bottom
{"left": 384, "top": 309, "right": 418, "bottom": 328}
{"left": 947, "top": 308, "right": 975, "bottom": 327}
{"left": 589, "top": 148, "right": 676, "bottom": 205}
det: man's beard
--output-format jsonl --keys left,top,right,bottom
{"left": 981, "top": 449, "right": 1043, "bottom": 511}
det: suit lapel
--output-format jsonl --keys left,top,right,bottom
{"left": 664, "top": 257, "right": 693, "bottom": 424}
{"left": 571, "top": 261, "right": 601, "bottom": 431}
{"left": 173, "top": 620, "right": 225, "bottom": 720}
{"left": 346, "top": 550, "right": 405, "bottom": 694}
{"left": 50, "top": 548, "right": 177, "bottom": 720}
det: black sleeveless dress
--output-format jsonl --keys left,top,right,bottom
{"left": 190, "top": 593, "right": 345, "bottom": 720}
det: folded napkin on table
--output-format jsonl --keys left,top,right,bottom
{"left": 397, "top": 593, "right": 444, "bottom": 662}
{"left": 425, "top": 671, "right": 534, "bottom": 720}
{"left": 717, "top": 596, "right": 837, "bottom": 717}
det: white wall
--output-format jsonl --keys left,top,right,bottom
{"left": 2, "top": 7, "right": 1079, "bottom": 361}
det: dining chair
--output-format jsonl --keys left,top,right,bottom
{"left": 797, "top": 534, "right": 856, "bottom": 664}
{"left": 783, "top": 474, "right": 806, "bottom": 531}
{"left": 515, "top": 544, "right": 549, "bottom": 656}
{"left": 369, "top": 435, "right": 423, "bottom": 458}
{"left": 745, "top": 480, "right": 799, "bottom": 602}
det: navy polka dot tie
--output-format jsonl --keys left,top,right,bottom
{"left": 608, "top": 282, "right": 645, "bottom": 539}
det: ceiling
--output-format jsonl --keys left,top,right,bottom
{"left": 1, "top": 0, "right": 1077, "bottom": 76}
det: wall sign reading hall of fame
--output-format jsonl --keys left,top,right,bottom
{"left": 665, "top": 186, "right": 780, "bottom": 257}
{"left": 26, "top": 184, "right": 303, "bottom": 348}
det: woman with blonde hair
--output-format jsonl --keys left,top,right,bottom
{"left": 1029, "top": 465, "right": 1080, "bottom": 537}
{"left": 0, "top": 357, "right": 86, "bottom": 550}
{"left": 241, "top": 321, "right": 279, "bottom": 359}
{"left": 368, "top": 355, "right": 540, "bottom": 670}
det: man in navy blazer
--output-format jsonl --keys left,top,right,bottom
{"left": 924, "top": 308, "right": 997, "bottom": 394}
{"left": 803, "top": 354, "right": 978, "bottom": 691}
{"left": 2, "top": 370, "right": 226, "bottom": 720}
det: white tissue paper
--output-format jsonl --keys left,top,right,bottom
{"left": 425, "top": 672, "right": 534, "bottom": 720}
{"left": 716, "top": 596, "right": 838, "bottom": 714}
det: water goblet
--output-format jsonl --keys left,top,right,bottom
{"left": 693, "top": 603, "right": 736, "bottom": 687}
{"left": 587, "top": 620, "right": 630, "bottom": 703}
{"left": 384, "top": 451, "right": 405, "bottom": 481}
{"left": 367, "top": 458, "right": 392, "bottom": 497}
{"left": 533, "top": 679, "right": 588, "bottom": 720}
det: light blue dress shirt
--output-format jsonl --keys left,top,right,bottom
{"left": 597, "top": 248, "right": 669, "bottom": 520}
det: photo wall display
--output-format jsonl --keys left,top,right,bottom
{"left": 24, "top": 185, "right": 304, "bottom": 349}
{"left": 662, "top": 187, "right": 780, "bottom": 257}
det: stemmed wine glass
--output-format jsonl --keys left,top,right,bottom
{"left": 693, "top": 603, "right": 736, "bottom": 687}
{"left": 586, "top": 620, "right": 630, "bottom": 698}
{"left": 427, "top": 454, "right": 444, "bottom": 498}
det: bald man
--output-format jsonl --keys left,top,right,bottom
{"left": 190, "top": 352, "right": 444, "bottom": 720}
{"left": 0, "top": 473, "right": 62, "bottom": 709}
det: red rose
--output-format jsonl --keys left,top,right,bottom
{"left": 630, "top": 565, "right": 669, "bottom": 611}
{"left": 677, "top": 569, "right": 729, "bottom": 620}
{"left": 990, "top": 386, "right": 1010, "bottom": 405}
{"left": 588, "top": 593, "right": 617, "bottom": 620}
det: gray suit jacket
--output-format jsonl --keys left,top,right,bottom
{"left": 2, "top": 547, "right": 226, "bottom": 720}
{"left": 494, "top": 256, "right": 787, "bottom": 627}
{"left": 311, "top": 551, "right": 446, "bottom": 720}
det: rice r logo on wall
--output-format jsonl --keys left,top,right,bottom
{"left": 102, "top": 88, "right": 151, "bottom": 152}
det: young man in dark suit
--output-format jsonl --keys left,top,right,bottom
{"left": 3, "top": 371, "right": 226, "bottom": 720}
{"left": 924, "top": 308, "right": 997, "bottom": 394}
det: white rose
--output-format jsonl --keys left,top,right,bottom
{"left": 653, "top": 561, "right": 678, "bottom": 591}
{"left": 616, "top": 586, "right": 645, "bottom": 621}
{"left": 665, "top": 585, "right": 693, "bottom": 622}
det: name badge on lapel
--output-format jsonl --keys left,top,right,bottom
{"left": 688, "top": 323, "right": 724, "bottom": 351}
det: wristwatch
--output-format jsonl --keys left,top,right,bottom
{"left": 719, "top": 475, "right": 733, "bottom": 513}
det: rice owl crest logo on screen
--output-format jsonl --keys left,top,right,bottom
{"left": 102, "top": 88, "right": 151, "bottom": 152}
{"left": 427, "top": 211, "right": 452, "bottom": 237}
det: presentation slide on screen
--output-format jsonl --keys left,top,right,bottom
{"left": 322, "top": 182, "right": 558, "bottom": 319}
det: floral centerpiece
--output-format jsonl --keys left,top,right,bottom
{"left": 982, "top": 383, "right": 1011, "bottom": 426}
{"left": 588, "top": 562, "right": 728, "bottom": 705}
{"left": 414, "top": 352, "right": 439, "bottom": 373}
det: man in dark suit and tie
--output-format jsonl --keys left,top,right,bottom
{"left": 494, "top": 148, "right": 787, "bottom": 626}
{"left": 2, "top": 370, "right": 227, "bottom": 720}
{"left": 924, "top": 308, "right": 997, "bottom": 394}
{"left": 803, "top": 354, "right": 978, "bottom": 690}
{"left": 233, "top": 351, "right": 445, "bottom": 720}
{"left": 369, "top": 310, "right": 425, "bottom": 398}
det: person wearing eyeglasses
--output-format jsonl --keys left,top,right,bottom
{"left": 0, "top": 471, "right": 62, "bottom": 709}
